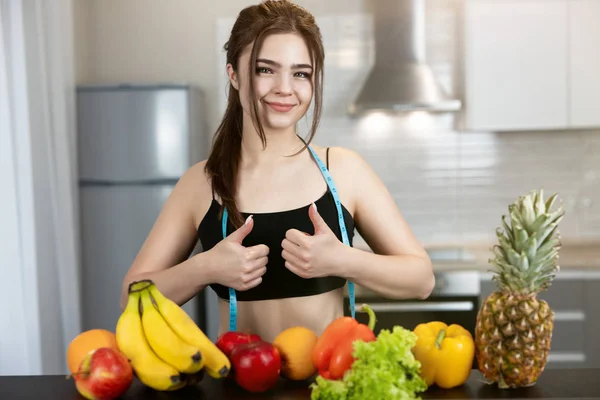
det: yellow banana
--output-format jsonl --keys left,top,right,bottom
{"left": 115, "top": 291, "right": 184, "bottom": 391}
{"left": 134, "top": 364, "right": 186, "bottom": 392}
{"left": 140, "top": 289, "right": 204, "bottom": 374}
{"left": 128, "top": 279, "right": 153, "bottom": 293}
{"left": 148, "top": 284, "right": 231, "bottom": 379}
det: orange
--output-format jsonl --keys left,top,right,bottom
{"left": 273, "top": 326, "right": 319, "bottom": 381}
{"left": 67, "top": 329, "right": 119, "bottom": 374}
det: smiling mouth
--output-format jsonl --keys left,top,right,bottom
{"left": 264, "top": 101, "right": 296, "bottom": 113}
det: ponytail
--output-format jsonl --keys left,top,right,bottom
{"left": 204, "top": 86, "right": 245, "bottom": 228}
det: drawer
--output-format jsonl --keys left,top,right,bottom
{"left": 585, "top": 280, "right": 600, "bottom": 368}
{"left": 480, "top": 278, "right": 585, "bottom": 311}
{"left": 545, "top": 356, "right": 587, "bottom": 369}
{"left": 547, "top": 318, "right": 585, "bottom": 352}
{"left": 538, "top": 281, "right": 585, "bottom": 311}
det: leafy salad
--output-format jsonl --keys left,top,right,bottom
{"left": 310, "top": 326, "right": 427, "bottom": 400}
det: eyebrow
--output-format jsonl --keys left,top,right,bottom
{"left": 256, "top": 58, "right": 313, "bottom": 70}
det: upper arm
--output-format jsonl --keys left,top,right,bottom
{"left": 335, "top": 148, "right": 428, "bottom": 259}
{"left": 122, "top": 161, "right": 211, "bottom": 285}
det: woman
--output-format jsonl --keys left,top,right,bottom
{"left": 121, "top": 0, "right": 434, "bottom": 343}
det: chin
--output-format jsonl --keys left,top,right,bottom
{"left": 262, "top": 115, "right": 301, "bottom": 132}
{"left": 265, "top": 121, "right": 297, "bottom": 132}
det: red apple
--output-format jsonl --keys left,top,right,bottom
{"left": 73, "top": 347, "right": 133, "bottom": 399}
{"left": 216, "top": 331, "right": 262, "bottom": 379}
{"left": 216, "top": 331, "right": 262, "bottom": 358}
{"left": 229, "top": 340, "right": 281, "bottom": 393}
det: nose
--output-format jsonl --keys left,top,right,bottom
{"left": 274, "top": 74, "right": 292, "bottom": 96}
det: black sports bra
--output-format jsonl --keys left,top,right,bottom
{"left": 196, "top": 149, "right": 355, "bottom": 301}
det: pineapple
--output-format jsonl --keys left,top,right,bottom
{"left": 475, "top": 189, "right": 565, "bottom": 389}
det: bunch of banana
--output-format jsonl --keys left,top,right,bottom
{"left": 115, "top": 279, "right": 230, "bottom": 391}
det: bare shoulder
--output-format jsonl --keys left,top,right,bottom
{"left": 326, "top": 146, "right": 370, "bottom": 171}
{"left": 172, "top": 159, "right": 214, "bottom": 228}
{"left": 308, "top": 145, "right": 368, "bottom": 171}
{"left": 310, "top": 145, "right": 373, "bottom": 215}
{"left": 321, "top": 146, "right": 375, "bottom": 186}
{"left": 179, "top": 159, "right": 211, "bottom": 194}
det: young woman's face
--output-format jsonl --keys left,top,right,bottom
{"left": 229, "top": 33, "right": 315, "bottom": 132}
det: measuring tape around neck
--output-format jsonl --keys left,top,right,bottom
{"left": 307, "top": 146, "right": 355, "bottom": 320}
{"left": 221, "top": 145, "right": 355, "bottom": 332}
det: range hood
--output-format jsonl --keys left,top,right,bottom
{"left": 348, "top": 0, "right": 462, "bottom": 115}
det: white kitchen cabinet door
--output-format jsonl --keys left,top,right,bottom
{"left": 569, "top": 0, "right": 600, "bottom": 128}
{"left": 464, "top": 0, "right": 568, "bottom": 131}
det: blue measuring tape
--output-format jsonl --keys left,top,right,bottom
{"left": 307, "top": 146, "right": 355, "bottom": 320}
{"left": 221, "top": 145, "right": 355, "bottom": 332}
{"left": 221, "top": 209, "right": 237, "bottom": 331}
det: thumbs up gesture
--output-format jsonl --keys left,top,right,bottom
{"left": 207, "top": 215, "right": 269, "bottom": 291}
{"left": 281, "top": 203, "right": 345, "bottom": 279}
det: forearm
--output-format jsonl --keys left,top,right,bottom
{"left": 120, "top": 252, "right": 215, "bottom": 309}
{"left": 336, "top": 247, "right": 435, "bottom": 300}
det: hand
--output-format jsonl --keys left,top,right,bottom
{"left": 281, "top": 203, "right": 346, "bottom": 279}
{"left": 207, "top": 216, "right": 269, "bottom": 291}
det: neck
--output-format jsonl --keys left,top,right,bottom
{"left": 240, "top": 116, "right": 305, "bottom": 168}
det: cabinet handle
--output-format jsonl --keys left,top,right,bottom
{"left": 554, "top": 311, "right": 585, "bottom": 321}
{"left": 368, "top": 301, "right": 475, "bottom": 312}
{"left": 548, "top": 352, "right": 586, "bottom": 363}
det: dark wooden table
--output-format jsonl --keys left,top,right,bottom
{"left": 1, "top": 369, "right": 599, "bottom": 399}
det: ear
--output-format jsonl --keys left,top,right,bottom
{"left": 226, "top": 63, "right": 239, "bottom": 90}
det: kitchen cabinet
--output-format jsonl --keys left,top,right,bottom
{"left": 464, "top": 0, "right": 568, "bottom": 131}
{"left": 463, "top": 0, "right": 600, "bottom": 131}
{"left": 479, "top": 270, "right": 600, "bottom": 369}
{"left": 585, "top": 279, "right": 600, "bottom": 368}
{"left": 569, "top": 0, "right": 600, "bottom": 128}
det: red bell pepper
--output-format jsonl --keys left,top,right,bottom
{"left": 312, "top": 304, "right": 377, "bottom": 380}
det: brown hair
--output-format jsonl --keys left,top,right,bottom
{"left": 204, "top": 0, "right": 325, "bottom": 228}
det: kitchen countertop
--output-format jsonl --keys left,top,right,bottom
{"left": 2, "top": 369, "right": 599, "bottom": 399}
{"left": 353, "top": 237, "right": 600, "bottom": 272}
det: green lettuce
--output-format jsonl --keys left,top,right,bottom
{"left": 310, "top": 326, "right": 427, "bottom": 400}
{"left": 310, "top": 377, "right": 348, "bottom": 400}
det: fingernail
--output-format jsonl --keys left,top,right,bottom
{"left": 312, "top": 203, "right": 317, "bottom": 212}
{"left": 245, "top": 215, "right": 253, "bottom": 225}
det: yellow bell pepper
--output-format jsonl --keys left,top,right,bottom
{"left": 411, "top": 321, "right": 475, "bottom": 389}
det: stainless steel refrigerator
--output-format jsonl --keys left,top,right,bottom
{"left": 76, "top": 84, "right": 214, "bottom": 336}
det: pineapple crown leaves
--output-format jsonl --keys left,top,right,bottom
{"left": 489, "top": 189, "right": 565, "bottom": 295}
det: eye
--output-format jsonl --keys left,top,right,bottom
{"left": 295, "top": 72, "right": 312, "bottom": 79}
{"left": 256, "top": 67, "right": 273, "bottom": 74}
